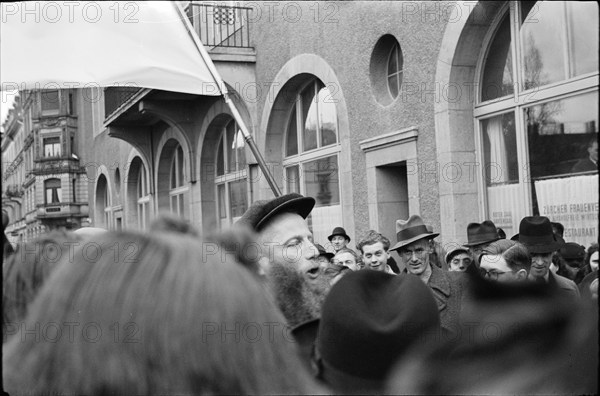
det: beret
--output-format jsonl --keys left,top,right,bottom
{"left": 235, "top": 193, "right": 315, "bottom": 232}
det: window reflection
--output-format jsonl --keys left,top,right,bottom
{"left": 302, "top": 83, "right": 319, "bottom": 152}
{"left": 318, "top": 87, "right": 337, "bottom": 147}
{"left": 288, "top": 80, "right": 339, "bottom": 154}
{"left": 521, "top": 1, "right": 599, "bottom": 90}
{"left": 568, "top": 2, "right": 599, "bottom": 76}
{"left": 303, "top": 156, "right": 340, "bottom": 207}
{"left": 229, "top": 179, "right": 248, "bottom": 218}
{"left": 481, "top": 13, "right": 514, "bottom": 101}
{"left": 526, "top": 91, "right": 598, "bottom": 179}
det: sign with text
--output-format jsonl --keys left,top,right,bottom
{"left": 535, "top": 174, "right": 599, "bottom": 248}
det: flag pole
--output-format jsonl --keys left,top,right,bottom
{"left": 174, "top": 3, "right": 282, "bottom": 197}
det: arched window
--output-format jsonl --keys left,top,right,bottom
{"left": 477, "top": 1, "right": 598, "bottom": 245}
{"left": 215, "top": 119, "right": 247, "bottom": 227}
{"left": 44, "top": 178, "right": 61, "bottom": 204}
{"left": 137, "top": 163, "right": 150, "bottom": 229}
{"left": 169, "top": 144, "right": 188, "bottom": 217}
{"left": 283, "top": 79, "right": 341, "bottom": 242}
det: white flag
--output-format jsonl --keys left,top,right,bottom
{"left": 0, "top": 1, "right": 221, "bottom": 96}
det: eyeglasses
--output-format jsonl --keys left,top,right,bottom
{"left": 479, "top": 268, "right": 507, "bottom": 280}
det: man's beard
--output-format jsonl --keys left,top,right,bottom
{"left": 266, "top": 261, "right": 330, "bottom": 328}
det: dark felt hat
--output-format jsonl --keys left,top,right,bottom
{"left": 464, "top": 220, "right": 500, "bottom": 247}
{"left": 316, "top": 271, "right": 440, "bottom": 391}
{"left": 559, "top": 242, "right": 586, "bottom": 261}
{"left": 389, "top": 215, "right": 438, "bottom": 252}
{"left": 328, "top": 226, "right": 351, "bottom": 242}
{"left": 518, "top": 216, "right": 563, "bottom": 254}
{"left": 315, "top": 243, "right": 334, "bottom": 261}
{"left": 236, "top": 193, "right": 315, "bottom": 232}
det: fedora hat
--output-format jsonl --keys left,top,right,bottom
{"left": 328, "top": 226, "right": 351, "bottom": 242}
{"left": 389, "top": 215, "right": 439, "bottom": 252}
{"left": 315, "top": 243, "right": 335, "bottom": 261}
{"left": 316, "top": 270, "right": 440, "bottom": 392}
{"left": 559, "top": 242, "right": 585, "bottom": 261}
{"left": 464, "top": 220, "right": 500, "bottom": 247}
{"left": 235, "top": 193, "right": 315, "bottom": 232}
{"left": 518, "top": 216, "right": 563, "bottom": 254}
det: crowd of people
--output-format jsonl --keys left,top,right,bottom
{"left": 2, "top": 193, "right": 598, "bottom": 395}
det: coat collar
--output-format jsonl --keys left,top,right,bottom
{"left": 427, "top": 263, "right": 451, "bottom": 297}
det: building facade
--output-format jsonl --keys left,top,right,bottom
{"left": 2, "top": 89, "right": 96, "bottom": 242}
{"left": 4, "top": 1, "right": 598, "bottom": 251}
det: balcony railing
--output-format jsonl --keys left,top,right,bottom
{"left": 103, "top": 3, "right": 252, "bottom": 122}
{"left": 187, "top": 3, "right": 252, "bottom": 49}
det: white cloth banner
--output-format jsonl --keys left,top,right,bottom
{"left": 487, "top": 183, "right": 528, "bottom": 239}
{"left": 535, "top": 174, "right": 599, "bottom": 247}
{"left": 0, "top": 1, "right": 220, "bottom": 95}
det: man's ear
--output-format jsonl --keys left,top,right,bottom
{"left": 516, "top": 269, "right": 528, "bottom": 280}
{"left": 257, "top": 256, "right": 270, "bottom": 277}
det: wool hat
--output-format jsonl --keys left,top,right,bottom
{"left": 315, "top": 243, "right": 335, "bottom": 261}
{"left": 464, "top": 220, "right": 500, "bottom": 247}
{"left": 316, "top": 270, "right": 440, "bottom": 391}
{"left": 389, "top": 215, "right": 439, "bottom": 252}
{"left": 445, "top": 246, "right": 470, "bottom": 264}
{"left": 559, "top": 242, "right": 586, "bottom": 261}
{"left": 236, "top": 193, "right": 315, "bottom": 232}
{"left": 328, "top": 226, "right": 351, "bottom": 243}
{"left": 518, "top": 216, "right": 563, "bottom": 254}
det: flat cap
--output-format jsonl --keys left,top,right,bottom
{"left": 236, "top": 193, "right": 315, "bottom": 232}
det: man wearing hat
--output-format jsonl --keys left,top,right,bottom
{"left": 328, "top": 226, "right": 351, "bottom": 253}
{"left": 314, "top": 270, "right": 440, "bottom": 394}
{"left": 236, "top": 193, "right": 334, "bottom": 327}
{"left": 518, "top": 216, "right": 580, "bottom": 299}
{"left": 389, "top": 215, "right": 465, "bottom": 336}
{"left": 557, "top": 242, "right": 587, "bottom": 284}
{"left": 445, "top": 246, "right": 473, "bottom": 272}
{"left": 464, "top": 220, "right": 500, "bottom": 265}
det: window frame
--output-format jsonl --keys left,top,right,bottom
{"left": 214, "top": 119, "right": 248, "bottom": 227}
{"left": 137, "top": 163, "right": 150, "bottom": 229}
{"left": 474, "top": 0, "right": 599, "bottom": 220}
{"left": 44, "top": 178, "right": 62, "bottom": 205}
{"left": 386, "top": 42, "right": 403, "bottom": 99}
{"left": 169, "top": 144, "right": 188, "bottom": 218}
{"left": 282, "top": 78, "right": 342, "bottom": 204}
{"left": 40, "top": 90, "right": 61, "bottom": 116}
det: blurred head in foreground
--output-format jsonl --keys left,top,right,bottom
{"left": 3, "top": 230, "right": 323, "bottom": 395}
